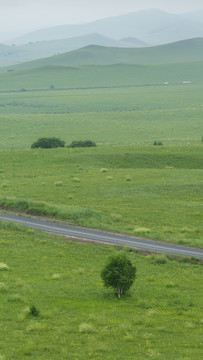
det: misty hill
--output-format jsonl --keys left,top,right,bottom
{"left": 3, "top": 38, "right": 203, "bottom": 71}
{"left": 0, "top": 34, "right": 147, "bottom": 67}
{"left": 9, "top": 9, "right": 203, "bottom": 46}
{"left": 0, "top": 43, "right": 17, "bottom": 57}
{"left": 183, "top": 9, "right": 203, "bottom": 24}
{"left": 120, "top": 38, "right": 147, "bottom": 47}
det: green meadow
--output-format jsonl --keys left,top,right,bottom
{"left": 0, "top": 58, "right": 202, "bottom": 248}
{"left": 0, "top": 40, "right": 203, "bottom": 359}
{"left": 1, "top": 61, "right": 203, "bottom": 90}
{"left": 0, "top": 145, "right": 202, "bottom": 248}
{"left": 0, "top": 84, "right": 202, "bottom": 150}
{"left": 0, "top": 222, "right": 202, "bottom": 360}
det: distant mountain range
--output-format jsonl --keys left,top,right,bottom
{"left": 2, "top": 38, "right": 203, "bottom": 72}
{"left": 1, "top": 9, "right": 203, "bottom": 67}
{"left": 7, "top": 8, "right": 203, "bottom": 46}
{"left": 0, "top": 34, "right": 148, "bottom": 67}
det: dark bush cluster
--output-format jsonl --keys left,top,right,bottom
{"left": 153, "top": 140, "right": 163, "bottom": 146}
{"left": 31, "top": 137, "right": 65, "bottom": 149}
{"left": 68, "top": 140, "right": 96, "bottom": 148}
{"left": 29, "top": 305, "right": 40, "bottom": 317}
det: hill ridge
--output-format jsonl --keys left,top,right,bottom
{"left": 2, "top": 37, "right": 203, "bottom": 71}
{"left": 7, "top": 9, "right": 203, "bottom": 46}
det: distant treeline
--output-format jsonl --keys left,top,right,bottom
{"left": 31, "top": 137, "right": 96, "bottom": 149}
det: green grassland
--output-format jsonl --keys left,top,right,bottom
{"left": 0, "top": 40, "right": 202, "bottom": 360}
{"left": 0, "top": 59, "right": 202, "bottom": 248}
{"left": 0, "top": 146, "right": 202, "bottom": 248}
{"left": 0, "top": 222, "right": 202, "bottom": 360}
{"left": 1, "top": 61, "right": 203, "bottom": 91}
{"left": 0, "top": 83, "right": 202, "bottom": 149}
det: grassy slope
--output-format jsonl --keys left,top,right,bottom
{"left": 0, "top": 223, "right": 202, "bottom": 360}
{"left": 1, "top": 38, "right": 203, "bottom": 72}
{"left": 0, "top": 61, "right": 203, "bottom": 91}
{"left": 0, "top": 146, "right": 202, "bottom": 248}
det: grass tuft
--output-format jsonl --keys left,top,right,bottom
{"left": 0, "top": 263, "right": 9, "bottom": 271}
{"left": 73, "top": 177, "right": 80, "bottom": 182}
{"left": 54, "top": 181, "right": 63, "bottom": 187}
{"left": 0, "top": 196, "right": 111, "bottom": 227}
{"left": 51, "top": 273, "right": 61, "bottom": 280}
{"left": 1, "top": 183, "right": 9, "bottom": 188}
{"left": 0, "top": 282, "right": 8, "bottom": 293}
{"left": 100, "top": 168, "right": 108, "bottom": 173}
{"left": 8, "top": 294, "right": 24, "bottom": 302}
{"left": 79, "top": 323, "right": 95, "bottom": 334}
{"left": 154, "top": 255, "right": 168, "bottom": 264}
{"left": 26, "top": 321, "right": 45, "bottom": 333}
{"left": 133, "top": 227, "right": 151, "bottom": 235}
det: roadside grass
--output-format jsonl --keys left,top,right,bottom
{"left": 0, "top": 145, "right": 202, "bottom": 248}
{"left": 0, "top": 224, "right": 202, "bottom": 359}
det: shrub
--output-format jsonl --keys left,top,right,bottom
{"left": 28, "top": 305, "right": 40, "bottom": 317}
{"left": 101, "top": 253, "right": 136, "bottom": 298}
{"left": 68, "top": 140, "right": 96, "bottom": 148}
{"left": 153, "top": 141, "right": 163, "bottom": 146}
{"left": 31, "top": 137, "right": 65, "bottom": 149}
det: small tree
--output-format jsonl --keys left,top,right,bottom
{"left": 101, "top": 253, "right": 136, "bottom": 299}
{"left": 31, "top": 137, "right": 65, "bottom": 149}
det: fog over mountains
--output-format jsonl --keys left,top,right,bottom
{"left": 0, "top": 34, "right": 147, "bottom": 67}
{"left": 8, "top": 9, "right": 203, "bottom": 45}
{"left": 1, "top": 9, "right": 203, "bottom": 66}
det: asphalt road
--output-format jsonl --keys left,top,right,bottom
{"left": 0, "top": 212, "right": 203, "bottom": 258}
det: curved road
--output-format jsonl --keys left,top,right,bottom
{"left": 0, "top": 212, "right": 203, "bottom": 258}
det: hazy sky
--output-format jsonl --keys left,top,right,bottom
{"left": 1, "top": 0, "right": 203, "bottom": 41}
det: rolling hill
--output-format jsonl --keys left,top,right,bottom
{"left": 0, "top": 60, "right": 202, "bottom": 92}
{"left": 0, "top": 34, "right": 148, "bottom": 67}
{"left": 2, "top": 38, "right": 203, "bottom": 72}
{"left": 9, "top": 9, "right": 203, "bottom": 46}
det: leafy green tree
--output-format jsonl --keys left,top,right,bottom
{"left": 31, "top": 137, "right": 65, "bottom": 149}
{"left": 101, "top": 253, "right": 136, "bottom": 299}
